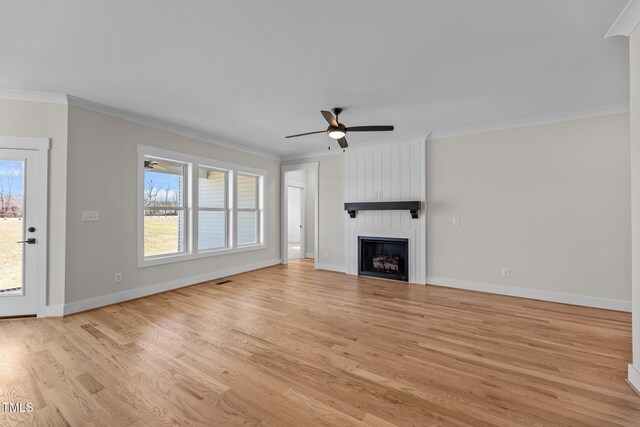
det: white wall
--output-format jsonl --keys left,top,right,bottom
{"left": 630, "top": 26, "right": 640, "bottom": 387}
{"left": 65, "top": 105, "right": 280, "bottom": 305}
{"left": 305, "top": 170, "right": 316, "bottom": 256}
{"left": 0, "top": 99, "right": 67, "bottom": 308}
{"left": 287, "top": 186, "right": 301, "bottom": 243}
{"left": 345, "top": 137, "right": 428, "bottom": 284}
{"left": 282, "top": 153, "right": 346, "bottom": 270}
{"left": 428, "top": 113, "right": 631, "bottom": 307}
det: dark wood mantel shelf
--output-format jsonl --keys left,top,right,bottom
{"left": 344, "top": 201, "right": 421, "bottom": 219}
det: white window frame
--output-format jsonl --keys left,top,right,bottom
{"left": 137, "top": 145, "right": 267, "bottom": 267}
{"left": 235, "top": 172, "right": 264, "bottom": 247}
{"left": 142, "top": 156, "right": 189, "bottom": 258}
{"left": 196, "top": 166, "right": 230, "bottom": 252}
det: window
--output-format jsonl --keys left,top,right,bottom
{"left": 143, "top": 157, "right": 187, "bottom": 257}
{"left": 138, "top": 146, "right": 266, "bottom": 267}
{"left": 236, "top": 174, "right": 261, "bottom": 246}
{"left": 198, "top": 167, "right": 228, "bottom": 251}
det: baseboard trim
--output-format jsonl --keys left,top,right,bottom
{"left": 305, "top": 252, "right": 315, "bottom": 259}
{"left": 628, "top": 365, "right": 640, "bottom": 398}
{"left": 44, "top": 305, "right": 64, "bottom": 317}
{"left": 316, "top": 263, "right": 346, "bottom": 273}
{"left": 426, "top": 276, "right": 631, "bottom": 312}
{"left": 63, "top": 258, "right": 281, "bottom": 316}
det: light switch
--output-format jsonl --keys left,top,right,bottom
{"left": 452, "top": 217, "right": 460, "bottom": 226}
{"left": 81, "top": 211, "right": 100, "bottom": 222}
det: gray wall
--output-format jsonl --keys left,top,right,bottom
{"left": 0, "top": 98, "right": 630, "bottom": 311}
{"left": 427, "top": 113, "right": 630, "bottom": 302}
{"left": 288, "top": 113, "right": 631, "bottom": 304}
{"left": 65, "top": 105, "right": 280, "bottom": 304}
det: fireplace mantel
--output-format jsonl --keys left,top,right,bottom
{"left": 344, "top": 201, "right": 421, "bottom": 219}
{"left": 345, "top": 137, "right": 427, "bottom": 284}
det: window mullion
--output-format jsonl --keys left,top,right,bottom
{"left": 191, "top": 162, "right": 198, "bottom": 255}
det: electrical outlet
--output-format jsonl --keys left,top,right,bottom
{"left": 452, "top": 217, "right": 460, "bottom": 226}
{"left": 501, "top": 268, "right": 510, "bottom": 278}
{"left": 324, "top": 251, "right": 330, "bottom": 258}
{"left": 81, "top": 211, "right": 100, "bottom": 222}
{"left": 114, "top": 272, "right": 123, "bottom": 283}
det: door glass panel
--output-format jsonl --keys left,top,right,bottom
{"left": 0, "top": 160, "right": 24, "bottom": 295}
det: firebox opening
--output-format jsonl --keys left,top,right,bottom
{"left": 358, "top": 236, "right": 408, "bottom": 282}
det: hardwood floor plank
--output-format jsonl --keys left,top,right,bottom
{"left": 0, "top": 259, "right": 637, "bottom": 426}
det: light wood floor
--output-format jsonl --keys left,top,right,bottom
{"left": 0, "top": 259, "right": 638, "bottom": 426}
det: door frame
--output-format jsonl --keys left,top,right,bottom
{"left": 281, "top": 162, "right": 318, "bottom": 267}
{"left": 287, "top": 183, "right": 305, "bottom": 260}
{"left": 0, "top": 136, "right": 49, "bottom": 317}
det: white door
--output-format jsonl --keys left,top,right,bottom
{"left": 0, "top": 149, "right": 39, "bottom": 316}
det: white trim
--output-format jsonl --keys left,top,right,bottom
{"left": 63, "top": 258, "right": 280, "bottom": 316}
{"left": 139, "top": 244, "right": 267, "bottom": 267}
{"left": 281, "top": 163, "right": 319, "bottom": 270}
{"left": 0, "top": 90, "right": 629, "bottom": 161}
{"left": 305, "top": 252, "right": 315, "bottom": 259}
{"left": 137, "top": 145, "right": 267, "bottom": 268}
{"left": 427, "top": 276, "right": 631, "bottom": 312}
{"left": 0, "top": 88, "right": 67, "bottom": 105}
{"left": 316, "top": 263, "right": 346, "bottom": 273}
{"left": 45, "top": 305, "right": 64, "bottom": 317}
{"left": 281, "top": 148, "right": 344, "bottom": 161}
{"left": 282, "top": 104, "right": 630, "bottom": 159}
{"left": 430, "top": 103, "right": 630, "bottom": 140}
{"left": 68, "top": 96, "right": 279, "bottom": 160}
{"left": 137, "top": 144, "right": 267, "bottom": 176}
{"left": 0, "top": 137, "right": 50, "bottom": 318}
{"left": 0, "top": 136, "right": 50, "bottom": 151}
{"left": 606, "top": 0, "right": 640, "bottom": 38}
{"left": 629, "top": 364, "right": 640, "bottom": 393}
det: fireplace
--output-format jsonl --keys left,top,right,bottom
{"left": 358, "top": 236, "right": 409, "bottom": 281}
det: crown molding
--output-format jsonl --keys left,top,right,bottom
{"left": 0, "top": 88, "right": 630, "bottom": 160}
{"left": 606, "top": 0, "right": 640, "bottom": 38}
{"left": 0, "top": 88, "right": 68, "bottom": 105}
{"left": 66, "top": 95, "right": 280, "bottom": 160}
{"left": 281, "top": 147, "right": 344, "bottom": 161}
{"left": 429, "top": 103, "right": 629, "bottom": 140}
{"left": 281, "top": 132, "right": 432, "bottom": 161}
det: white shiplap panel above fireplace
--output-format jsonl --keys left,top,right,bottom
{"left": 345, "top": 136, "right": 428, "bottom": 284}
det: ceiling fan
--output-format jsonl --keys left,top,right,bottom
{"left": 285, "top": 108, "right": 394, "bottom": 149}
{"left": 144, "top": 160, "right": 168, "bottom": 171}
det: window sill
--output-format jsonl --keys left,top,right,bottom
{"left": 138, "top": 243, "right": 267, "bottom": 268}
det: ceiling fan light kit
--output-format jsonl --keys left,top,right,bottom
{"left": 285, "top": 107, "right": 394, "bottom": 150}
{"left": 328, "top": 129, "right": 346, "bottom": 139}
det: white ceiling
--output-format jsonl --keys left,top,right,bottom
{"left": 0, "top": 0, "right": 630, "bottom": 158}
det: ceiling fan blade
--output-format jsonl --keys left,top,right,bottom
{"left": 346, "top": 125, "right": 394, "bottom": 132}
{"left": 337, "top": 137, "right": 348, "bottom": 149}
{"left": 321, "top": 110, "right": 338, "bottom": 127}
{"left": 285, "top": 130, "right": 326, "bottom": 139}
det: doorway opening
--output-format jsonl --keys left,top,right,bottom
{"left": 287, "top": 185, "right": 304, "bottom": 260}
{"left": 281, "top": 163, "right": 318, "bottom": 267}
